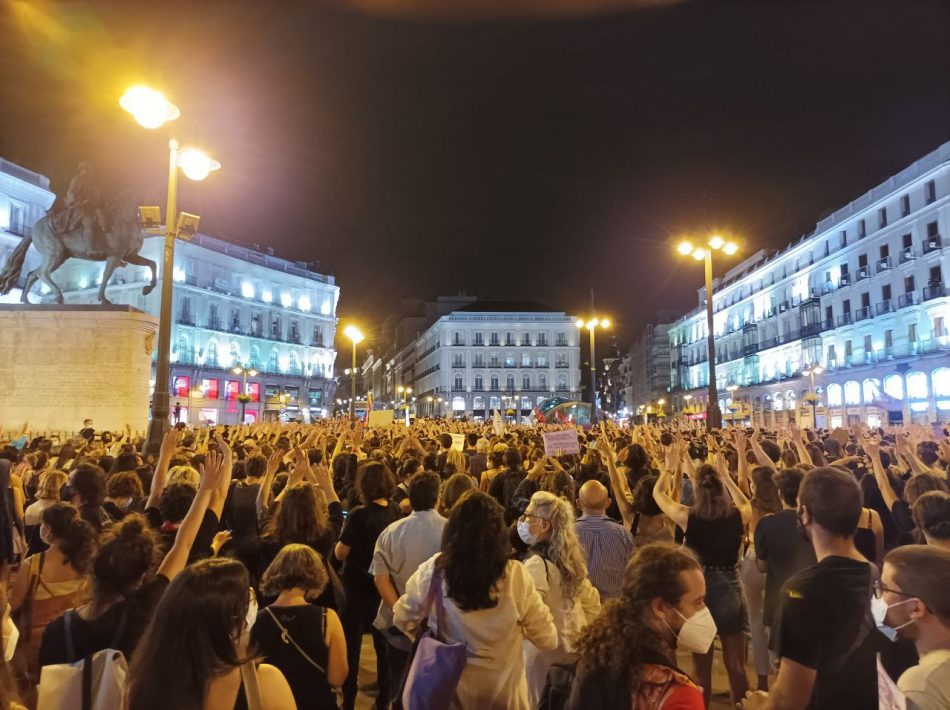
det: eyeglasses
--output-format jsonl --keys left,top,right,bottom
{"left": 519, "top": 513, "right": 548, "bottom": 524}
{"left": 872, "top": 579, "right": 915, "bottom": 599}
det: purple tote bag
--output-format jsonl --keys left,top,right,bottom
{"left": 401, "top": 568, "right": 467, "bottom": 710}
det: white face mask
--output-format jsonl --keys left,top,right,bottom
{"left": 517, "top": 519, "right": 538, "bottom": 545}
{"left": 2, "top": 605, "right": 18, "bottom": 663}
{"left": 666, "top": 606, "right": 717, "bottom": 654}
{"left": 871, "top": 595, "right": 916, "bottom": 642}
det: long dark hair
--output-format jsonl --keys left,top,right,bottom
{"left": 692, "top": 464, "right": 733, "bottom": 520}
{"left": 127, "top": 558, "right": 250, "bottom": 710}
{"left": 263, "top": 482, "right": 329, "bottom": 545}
{"left": 42, "top": 503, "right": 96, "bottom": 573}
{"left": 437, "top": 490, "right": 509, "bottom": 611}
{"left": 575, "top": 542, "right": 701, "bottom": 680}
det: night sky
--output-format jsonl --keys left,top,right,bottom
{"left": 2, "top": 0, "right": 948, "bottom": 348}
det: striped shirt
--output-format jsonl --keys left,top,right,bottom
{"left": 575, "top": 513, "right": 635, "bottom": 600}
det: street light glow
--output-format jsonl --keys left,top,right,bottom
{"left": 343, "top": 324, "right": 364, "bottom": 344}
{"left": 119, "top": 85, "right": 180, "bottom": 129}
{"left": 586, "top": 318, "right": 599, "bottom": 329}
{"left": 677, "top": 240, "right": 694, "bottom": 256}
{"left": 723, "top": 241, "right": 739, "bottom": 255}
{"left": 178, "top": 148, "right": 221, "bottom": 181}
{"left": 708, "top": 234, "right": 725, "bottom": 250}
{"left": 691, "top": 247, "right": 706, "bottom": 260}
{"left": 599, "top": 318, "right": 611, "bottom": 328}
{"left": 575, "top": 319, "right": 585, "bottom": 328}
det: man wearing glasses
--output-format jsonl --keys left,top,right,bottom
{"left": 876, "top": 545, "right": 950, "bottom": 710}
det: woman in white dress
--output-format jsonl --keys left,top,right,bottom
{"left": 518, "top": 491, "right": 601, "bottom": 707}
{"left": 393, "top": 490, "right": 557, "bottom": 710}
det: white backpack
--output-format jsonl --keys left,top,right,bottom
{"left": 37, "top": 609, "right": 129, "bottom": 710}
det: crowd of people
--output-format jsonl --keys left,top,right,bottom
{"left": 0, "top": 416, "right": 947, "bottom": 709}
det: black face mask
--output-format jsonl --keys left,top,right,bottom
{"left": 60, "top": 484, "right": 74, "bottom": 502}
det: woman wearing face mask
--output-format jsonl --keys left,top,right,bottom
{"left": 8, "top": 503, "right": 95, "bottom": 686}
{"left": 567, "top": 542, "right": 710, "bottom": 710}
{"left": 653, "top": 458, "right": 751, "bottom": 707}
{"left": 127, "top": 557, "right": 296, "bottom": 709}
{"left": 518, "top": 491, "right": 601, "bottom": 707}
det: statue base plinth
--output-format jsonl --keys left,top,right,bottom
{"left": 0, "top": 305, "right": 158, "bottom": 436}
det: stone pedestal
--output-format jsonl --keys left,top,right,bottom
{"left": 0, "top": 305, "right": 158, "bottom": 435}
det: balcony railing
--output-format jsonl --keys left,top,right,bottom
{"left": 923, "top": 284, "right": 946, "bottom": 301}
{"left": 837, "top": 313, "right": 853, "bottom": 326}
{"left": 856, "top": 266, "right": 870, "bottom": 281}
{"left": 876, "top": 257, "right": 892, "bottom": 273}
{"left": 822, "top": 280, "right": 836, "bottom": 294}
{"left": 897, "top": 292, "right": 917, "bottom": 308}
{"left": 923, "top": 235, "right": 942, "bottom": 254}
{"left": 899, "top": 246, "right": 916, "bottom": 264}
{"left": 876, "top": 300, "right": 894, "bottom": 315}
{"left": 854, "top": 306, "right": 871, "bottom": 322}
{"left": 838, "top": 275, "right": 850, "bottom": 287}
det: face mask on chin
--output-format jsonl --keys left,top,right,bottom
{"left": 664, "top": 606, "right": 717, "bottom": 654}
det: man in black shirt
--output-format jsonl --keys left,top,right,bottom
{"left": 487, "top": 448, "right": 526, "bottom": 524}
{"left": 742, "top": 466, "right": 882, "bottom": 710}
{"left": 754, "top": 468, "right": 816, "bottom": 628}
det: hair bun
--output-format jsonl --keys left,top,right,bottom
{"left": 118, "top": 516, "right": 145, "bottom": 540}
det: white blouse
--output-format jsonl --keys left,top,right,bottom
{"left": 393, "top": 554, "right": 558, "bottom": 710}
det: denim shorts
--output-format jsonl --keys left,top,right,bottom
{"left": 703, "top": 565, "right": 749, "bottom": 636}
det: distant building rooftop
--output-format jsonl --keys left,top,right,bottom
{"left": 0, "top": 159, "right": 51, "bottom": 190}
{"left": 454, "top": 300, "right": 558, "bottom": 313}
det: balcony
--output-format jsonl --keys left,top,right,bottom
{"left": 178, "top": 314, "right": 196, "bottom": 326}
{"left": 801, "top": 321, "right": 823, "bottom": 337}
{"left": 472, "top": 340, "right": 484, "bottom": 347}
{"left": 923, "top": 284, "right": 946, "bottom": 301}
{"left": 899, "top": 246, "right": 916, "bottom": 264}
{"left": 922, "top": 235, "right": 942, "bottom": 254}
{"left": 822, "top": 280, "right": 836, "bottom": 294}
{"left": 838, "top": 275, "right": 850, "bottom": 288}
{"left": 856, "top": 266, "right": 870, "bottom": 282}
{"left": 555, "top": 363, "right": 570, "bottom": 368}
{"left": 837, "top": 313, "right": 853, "bottom": 327}
{"left": 875, "top": 300, "right": 894, "bottom": 315}
{"left": 854, "top": 306, "right": 871, "bottom": 322}
{"left": 471, "top": 363, "right": 486, "bottom": 369}
{"left": 898, "top": 292, "right": 918, "bottom": 308}
{"left": 876, "top": 257, "right": 892, "bottom": 273}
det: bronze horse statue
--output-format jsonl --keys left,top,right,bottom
{"left": 0, "top": 190, "right": 157, "bottom": 305}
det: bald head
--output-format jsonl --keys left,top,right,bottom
{"left": 578, "top": 479, "right": 610, "bottom": 514}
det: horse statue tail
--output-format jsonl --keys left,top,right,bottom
{"left": 0, "top": 235, "right": 32, "bottom": 295}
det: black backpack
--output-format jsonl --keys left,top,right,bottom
{"left": 538, "top": 656, "right": 579, "bottom": 710}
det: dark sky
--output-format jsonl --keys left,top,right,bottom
{"left": 2, "top": 0, "right": 949, "bottom": 349}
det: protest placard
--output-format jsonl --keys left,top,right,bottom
{"left": 450, "top": 433, "right": 466, "bottom": 451}
{"left": 367, "top": 410, "right": 394, "bottom": 427}
{"left": 542, "top": 429, "right": 580, "bottom": 456}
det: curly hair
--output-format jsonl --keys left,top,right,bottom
{"left": 575, "top": 542, "right": 701, "bottom": 680}
{"left": 437, "top": 490, "right": 509, "bottom": 611}
{"left": 527, "top": 492, "right": 588, "bottom": 602}
{"left": 42, "top": 503, "right": 97, "bottom": 573}
{"left": 259, "top": 543, "right": 328, "bottom": 599}
{"left": 264, "top": 483, "right": 329, "bottom": 546}
{"left": 107, "top": 471, "right": 144, "bottom": 499}
{"left": 92, "top": 513, "right": 162, "bottom": 610}
{"left": 356, "top": 461, "right": 396, "bottom": 503}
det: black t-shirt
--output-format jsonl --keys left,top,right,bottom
{"left": 773, "top": 556, "right": 882, "bottom": 709}
{"left": 488, "top": 469, "right": 526, "bottom": 524}
{"left": 889, "top": 500, "right": 916, "bottom": 547}
{"left": 685, "top": 508, "right": 743, "bottom": 567}
{"left": 754, "top": 509, "right": 817, "bottom": 626}
{"left": 221, "top": 481, "right": 262, "bottom": 535}
{"left": 39, "top": 575, "right": 170, "bottom": 665}
{"left": 338, "top": 501, "right": 402, "bottom": 602}
{"left": 251, "top": 605, "right": 337, "bottom": 710}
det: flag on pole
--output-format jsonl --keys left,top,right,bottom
{"left": 363, "top": 392, "right": 373, "bottom": 424}
{"left": 493, "top": 409, "right": 506, "bottom": 436}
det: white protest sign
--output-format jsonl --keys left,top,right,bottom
{"left": 450, "top": 433, "right": 466, "bottom": 451}
{"left": 366, "top": 410, "right": 394, "bottom": 428}
{"left": 492, "top": 409, "right": 506, "bottom": 436}
{"left": 542, "top": 429, "right": 580, "bottom": 456}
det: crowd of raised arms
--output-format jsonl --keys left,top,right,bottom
{"left": 0, "top": 416, "right": 947, "bottom": 710}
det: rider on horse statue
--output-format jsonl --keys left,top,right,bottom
{"left": 51, "top": 162, "right": 111, "bottom": 255}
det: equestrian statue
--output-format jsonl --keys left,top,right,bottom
{"left": 0, "top": 162, "right": 157, "bottom": 305}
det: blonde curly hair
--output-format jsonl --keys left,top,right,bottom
{"left": 527, "top": 491, "right": 588, "bottom": 602}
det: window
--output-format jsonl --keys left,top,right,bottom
{"left": 209, "top": 303, "right": 220, "bottom": 329}
{"left": 454, "top": 373, "right": 463, "bottom": 390}
{"left": 858, "top": 219, "right": 866, "bottom": 238}
{"left": 489, "top": 396, "right": 501, "bottom": 410}
{"left": 522, "top": 374, "right": 531, "bottom": 390}
{"left": 882, "top": 284, "right": 892, "bottom": 301}
{"left": 934, "top": 316, "right": 946, "bottom": 337}
{"left": 906, "top": 372, "right": 928, "bottom": 400}
{"left": 505, "top": 355, "right": 515, "bottom": 367}
{"left": 903, "top": 233, "right": 913, "bottom": 249}
{"left": 521, "top": 333, "right": 531, "bottom": 346}
{"left": 929, "top": 265, "right": 942, "bottom": 286}
{"left": 827, "top": 383, "right": 842, "bottom": 406}
{"left": 453, "top": 354, "right": 465, "bottom": 367}
{"left": 926, "top": 180, "right": 936, "bottom": 204}
{"left": 557, "top": 373, "right": 568, "bottom": 389}
{"left": 472, "top": 396, "right": 484, "bottom": 410}
{"left": 474, "top": 374, "right": 484, "bottom": 390}
{"left": 308, "top": 388, "right": 322, "bottom": 406}
{"left": 927, "top": 221, "right": 939, "bottom": 238}
{"left": 473, "top": 354, "right": 484, "bottom": 367}
{"left": 537, "top": 354, "right": 548, "bottom": 367}
{"left": 845, "top": 340, "right": 853, "bottom": 357}
{"left": 521, "top": 353, "right": 531, "bottom": 366}
{"left": 200, "top": 378, "right": 219, "bottom": 399}
{"left": 901, "top": 194, "right": 910, "bottom": 217}
{"left": 858, "top": 253, "right": 868, "bottom": 268}
{"left": 490, "top": 374, "right": 499, "bottom": 390}
{"left": 843, "top": 299, "right": 851, "bottom": 314}
{"left": 539, "top": 373, "right": 547, "bottom": 389}
{"left": 490, "top": 333, "right": 499, "bottom": 346}
{"left": 453, "top": 332, "right": 464, "bottom": 346}
{"left": 506, "top": 374, "right": 515, "bottom": 390}
{"left": 474, "top": 332, "right": 484, "bottom": 346}
{"left": 883, "top": 374, "right": 904, "bottom": 401}
{"left": 878, "top": 207, "right": 887, "bottom": 228}
{"left": 231, "top": 309, "right": 241, "bottom": 331}
{"left": 268, "top": 347, "right": 279, "bottom": 372}
{"left": 556, "top": 353, "right": 568, "bottom": 367}
{"left": 8, "top": 203, "right": 25, "bottom": 235}
{"left": 861, "top": 292, "right": 870, "bottom": 308}
{"left": 521, "top": 396, "right": 531, "bottom": 411}
{"left": 884, "top": 329, "right": 893, "bottom": 349}
{"left": 862, "top": 378, "right": 881, "bottom": 403}
{"left": 844, "top": 380, "right": 861, "bottom": 405}
{"left": 933, "top": 368, "right": 950, "bottom": 398}
{"left": 452, "top": 396, "right": 466, "bottom": 412}
{"left": 905, "top": 275, "right": 915, "bottom": 294}
{"left": 840, "top": 230, "right": 847, "bottom": 248}
{"left": 880, "top": 244, "right": 889, "bottom": 259}
{"left": 864, "top": 334, "right": 872, "bottom": 354}
{"left": 489, "top": 354, "right": 500, "bottom": 367}
{"left": 173, "top": 376, "right": 191, "bottom": 398}
{"left": 909, "top": 323, "right": 917, "bottom": 342}
{"left": 505, "top": 333, "right": 515, "bottom": 346}
{"left": 289, "top": 321, "right": 299, "bottom": 343}
{"left": 179, "top": 297, "right": 192, "bottom": 323}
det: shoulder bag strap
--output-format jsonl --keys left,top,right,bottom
{"left": 81, "top": 652, "right": 93, "bottom": 710}
{"left": 110, "top": 605, "right": 129, "bottom": 650}
{"left": 239, "top": 662, "right": 264, "bottom": 710}
{"left": 263, "top": 607, "right": 327, "bottom": 675}
{"left": 431, "top": 568, "right": 448, "bottom": 641}
{"left": 64, "top": 609, "right": 76, "bottom": 663}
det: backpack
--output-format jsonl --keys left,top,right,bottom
{"left": 36, "top": 609, "right": 129, "bottom": 710}
{"left": 537, "top": 656, "right": 579, "bottom": 710}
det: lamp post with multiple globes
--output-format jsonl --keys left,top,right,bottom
{"left": 574, "top": 316, "right": 610, "bottom": 424}
{"left": 342, "top": 325, "right": 364, "bottom": 420}
{"left": 675, "top": 234, "right": 740, "bottom": 430}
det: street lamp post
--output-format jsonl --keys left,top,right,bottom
{"left": 802, "top": 365, "right": 824, "bottom": 427}
{"left": 575, "top": 316, "right": 610, "bottom": 424}
{"left": 122, "top": 86, "right": 221, "bottom": 453}
{"left": 232, "top": 365, "right": 258, "bottom": 424}
{"left": 342, "top": 325, "right": 364, "bottom": 421}
{"left": 676, "top": 235, "right": 739, "bottom": 430}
